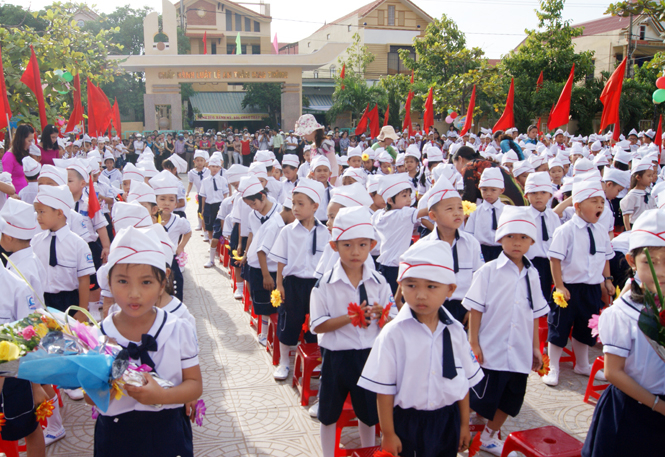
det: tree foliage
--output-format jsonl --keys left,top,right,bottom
{"left": 242, "top": 82, "right": 282, "bottom": 127}
{"left": 606, "top": 0, "right": 665, "bottom": 21}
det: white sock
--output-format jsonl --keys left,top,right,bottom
{"left": 260, "top": 317, "right": 269, "bottom": 337}
{"left": 279, "top": 342, "right": 291, "bottom": 368}
{"left": 548, "top": 343, "right": 564, "bottom": 373}
{"left": 320, "top": 423, "right": 336, "bottom": 457}
{"left": 571, "top": 337, "right": 590, "bottom": 371}
{"left": 45, "top": 395, "right": 63, "bottom": 431}
{"left": 209, "top": 247, "right": 216, "bottom": 263}
{"left": 236, "top": 281, "right": 244, "bottom": 292}
{"left": 358, "top": 421, "right": 376, "bottom": 448}
{"left": 197, "top": 218, "right": 202, "bottom": 229}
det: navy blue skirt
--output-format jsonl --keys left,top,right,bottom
{"left": 0, "top": 378, "right": 38, "bottom": 441}
{"left": 530, "top": 256, "right": 553, "bottom": 300}
{"left": 393, "top": 404, "right": 460, "bottom": 457}
{"left": 377, "top": 264, "right": 399, "bottom": 295}
{"left": 248, "top": 266, "right": 278, "bottom": 316}
{"left": 583, "top": 385, "right": 665, "bottom": 457}
{"left": 94, "top": 407, "right": 193, "bottom": 457}
{"left": 548, "top": 283, "right": 602, "bottom": 348}
{"left": 277, "top": 276, "right": 317, "bottom": 346}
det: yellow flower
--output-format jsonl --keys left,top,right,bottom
{"left": 615, "top": 285, "right": 621, "bottom": 299}
{"left": 271, "top": 290, "right": 282, "bottom": 308}
{"left": 553, "top": 291, "right": 568, "bottom": 308}
{"left": 35, "top": 323, "right": 49, "bottom": 338}
{"left": 0, "top": 341, "right": 20, "bottom": 362}
{"left": 387, "top": 167, "right": 392, "bottom": 174}
{"left": 361, "top": 153, "right": 370, "bottom": 161}
{"left": 110, "top": 381, "right": 125, "bottom": 401}
{"left": 41, "top": 315, "right": 61, "bottom": 331}
{"left": 232, "top": 250, "right": 243, "bottom": 261}
{"left": 462, "top": 201, "right": 477, "bottom": 216}
{"left": 35, "top": 400, "right": 55, "bottom": 423}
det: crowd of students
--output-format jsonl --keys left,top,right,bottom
{"left": 0, "top": 113, "right": 663, "bottom": 457}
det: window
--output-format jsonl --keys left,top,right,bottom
{"left": 330, "top": 65, "right": 336, "bottom": 78}
{"left": 378, "top": 10, "right": 384, "bottom": 25}
{"left": 640, "top": 24, "right": 646, "bottom": 40}
{"left": 388, "top": 5, "right": 395, "bottom": 26}
{"left": 327, "top": 34, "right": 331, "bottom": 40}
{"left": 313, "top": 70, "right": 319, "bottom": 78}
{"left": 242, "top": 44, "right": 247, "bottom": 54}
{"left": 245, "top": 17, "right": 251, "bottom": 32}
{"left": 226, "top": 11, "right": 233, "bottom": 31}
{"left": 252, "top": 45, "right": 260, "bottom": 55}
{"left": 387, "top": 45, "right": 414, "bottom": 75}
{"left": 254, "top": 21, "right": 260, "bottom": 32}
{"left": 227, "top": 44, "right": 235, "bottom": 54}
{"left": 235, "top": 13, "right": 241, "bottom": 31}
{"left": 211, "top": 43, "right": 217, "bottom": 54}
{"left": 348, "top": 25, "right": 352, "bottom": 32}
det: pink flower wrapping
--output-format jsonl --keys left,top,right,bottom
{"left": 20, "top": 326, "right": 36, "bottom": 340}
{"left": 195, "top": 399, "right": 206, "bottom": 427}
{"left": 588, "top": 314, "right": 601, "bottom": 343}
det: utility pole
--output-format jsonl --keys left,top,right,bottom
{"left": 180, "top": 1, "right": 185, "bottom": 31}
{"left": 627, "top": 13, "right": 633, "bottom": 78}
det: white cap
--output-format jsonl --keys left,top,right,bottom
{"left": 168, "top": 154, "right": 188, "bottom": 173}
{"left": 432, "top": 164, "right": 462, "bottom": 190}
{"left": 193, "top": 150, "right": 209, "bottom": 161}
{"left": 573, "top": 158, "right": 595, "bottom": 176}
{"left": 556, "top": 151, "right": 571, "bottom": 165}
{"left": 405, "top": 144, "right": 421, "bottom": 160}
{"left": 293, "top": 178, "right": 325, "bottom": 205}
{"left": 524, "top": 171, "right": 553, "bottom": 194}
{"left": 149, "top": 170, "right": 180, "bottom": 196}
{"left": 0, "top": 198, "right": 39, "bottom": 239}
{"left": 29, "top": 144, "right": 41, "bottom": 157}
{"left": 573, "top": 180, "right": 604, "bottom": 204}
{"left": 331, "top": 206, "right": 375, "bottom": 241}
{"left": 238, "top": 176, "right": 264, "bottom": 198}
{"left": 614, "top": 149, "right": 632, "bottom": 165}
{"left": 35, "top": 185, "right": 74, "bottom": 216}
{"left": 140, "top": 224, "right": 176, "bottom": 260}
{"left": 376, "top": 150, "right": 393, "bottom": 164}
{"left": 138, "top": 161, "right": 158, "bottom": 179}
{"left": 38, "top": 165, "right": 67, "bottom": 186}
{"left": 22, "top": 156, "right": 41, "bottom": 177}
{"left": 569, "top": 142, "right": 584, "bottom": 156}
{"left": 398, "top": 239, "right": 456, "bottom": 285}
{"left": 592, "top": 154, "right": 609, "bottom": 167}
{"left": 629, "top": 209, "right": 665, "bottom": 251}
{"left": 366, "top": 175, "right": 382, "bottom": 194}
{"left": 501, "top": 150, "right": 518, "bottom": 165}
{"left": 602, "top": 167, "right": 629, "bottom": 188}
{"left": 495, "top": 206, "right": 537, "bottom": 242}
{"left": 362, "top": 148, "right": 376, "bottom": 160}
{"left": 590, "top": 140, "right": 603, "bottom": 152}
{"left": 548, "top": 157, "right": 564, "bottom": 170}
{"left": 427, "top": 146, "right": 443, "bottom": 163}
{"left": 311, "top": 155, "right": 331, "bottom": 171}
{"left": 122, "top": 163, "right": 145, "bottom": 183}
{"left": 226, "top": 164, "right": 248, "bottom": 184}
{"left": 512, "top": 160, "right": 534, "bottom": 178}
{"left": 378, "top": 173, "right": 411, "bottom": 200}
{"left": 628, "top": 128, "right": 639, "bottom": 137}
{"left": 273, "top": 159, "right": 282, "bottom": 170}
{"left": 631, "top": 157, "right": 652, "bottom": 175}
{"left": 208, "top": 156, "right": 222, "bottom": 168}
{"left": 103, "top": 151, "right": 114, "bottom": 162}
{"left": 427, "top": 176, "right": 460, "bottom": 210}
{"left": 66, "top": 158, "right": 89, "bottom": 182}
{"left": 561, "top": 176, "right": 574, "bottom": 194}
{"left": 347, "top": 146, "right": 363, "bottom": 158}
{"left": 282, "top": 154, "right": 299, "bottom": 168}
{"left": 253, "top": 150, "right": 273, "bottom": 166}
{"left": 330, "top": 182, "right": 373, "bottom": 207}
{"left": 395, "top": 153, "right": 405, "bottom": 167}
{"left": 107, "top": 226, "right": 166, "bottom": 273}
{"left": 342, "top": 167, "right": 366, "bottom": 186}
{"left": 248, "top": 162, "right": 268, "bottom": 180}
{"left": 127, "top": 180, "right": 156, "bottom": 204}
{"left": 479, "top": 167, "right": 504, "bottom": 188}
{"left": 657, "top": 190, "right": 665, "bottom": 210}
{"left": 282, "top": 194, "right": 293, "bottom": 209}
{"left": 111, "top": 201, "right": 153, "bottom": 231}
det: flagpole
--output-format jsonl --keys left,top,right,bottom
{"left": 5, "top": 114, "right": 10, "bottom": 144}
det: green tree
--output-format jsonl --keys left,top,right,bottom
{"left": 0, "top": 4, "right": 48, "bottom": 30}
{"left": 606, "top": 1, "right": 665, "bottom": 21}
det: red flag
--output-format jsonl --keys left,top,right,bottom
{"left": 493, "top": 78, "right": 515, "bottom": 132}
{"left": 88, "top": 178, "right": 101, "bottom": 220}
{"left": 599, "top": 57, "right": 627, "bottom": 134}
{"left": 403, "top": 91, "right": 414, "bottom": 138}
{"left": 354, "top": 103, "right": 370, "bottom": 136}
{"left": 410, "top": 70, "right": 414, "bottom": 85}
{"left": 203, "top": 31, "right": 207, "bottom": 55}
{"left": 613, "top": 117, "right": 621, "bottom": 142}
{"left": 383, "top": 104, "right": 390, "bottom": 127}
{"left": 65, "top": 74, "right": 83, "bottom": 134}
{"left": 340, "top": 64, "right": 346, "bottom": 90}
{"left": 368, "top": 104, "right": 380, "bottom": 139}
{"left": 112, "top": 97, "right": 122, "bottom": 137}
{"left": 0, "top": 46, "right": 12, "bottom": 131}
{"left": 536, "top": 70, "right": 544, "bottom": 92}
{"left": 20, "top": 46, "right": 47, "bottom": 131}
{"left": 656, "top": 115, "right": 662, "bottom": 165}
{"left": 459, "top": 85, "right": 476, "bottom": 137}
{"left": 547, "top": 64, "right": 575, "bottom": 131}
{"left": 536, "top": 117, "right": 542, "bottom": 135}
{"left": 86, "top": 78, "right": 112, "bottom": 136}
{"left": 423, "top": 87, "right": 434, "bottom": 135}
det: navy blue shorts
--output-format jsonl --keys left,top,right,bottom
{"left": 393, "top": 404, "right": 460, "bottom": 457}
{"left": 94, "top": 407, "right": 193, "bottom": 457}
{"left": 480, "top": 245, "right": 502, "bottom": 263}
{"left": 470, "top": 368, "right": 528, "bottom": 420}
{"left": 609, "top": 251, "right": 630, "bottom": 290}
{"left": 548, "top": 283, "right": 602, "bottom": 348}
{"left": 171, "top": 256, "right": 184, "bottom": 301}
{"left": 443, "top": 299, "right": 467, "bottom": 326}
{"left": 44, "top": 290, "right": 79, "bottom": 314}
{"left": 212, "top": 218, "right": 223, "bottom": 240}
{"left": 248, "top": 266, "right": 278, "bottom": 316}
{"left": 197, "top": 194, "right": 203, "bottom": 217}
{"left": 317, "top": 348, "right": 378, "bottom": 426}
{"left": 378, "top": 264, "right": 399, "bottom": 295}
{"left": 0, "top": 378, "right": 38, "bottom": 441}
{"left": 530, "top": 256, "right": 553, "bottom": 300}
{"left": 277, "top": 276, "right": 317, "bottom": 346}
{"left": 583, "top": 385, "right": 665, "bottom": 457}
{"left": 88, "top": 240, "right": 103, "bottom": 291}
{"left": 104, "top": 213, "right": 114, "bottom": 243}
{"left": 203, "top": 202, "right": 220, "bottom": 232}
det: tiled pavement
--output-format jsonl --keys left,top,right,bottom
{"left": 46, "top": 182, "right": 603, "bottom": 456}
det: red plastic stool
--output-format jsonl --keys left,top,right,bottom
{"left": 266, "top": 314, "right": 280, "bottom": 366}
{"left": 292, "top": 342, "right": 321, "bottom": 406}
{"left": 243, "top": 281, "right": 252, "bottom": 313}
{"left": 583, "top": 356, "right": 608, "bottom": 404}
{"left": 334, "top": 396, "right": 381, "bottom": 457}
{"left": 561, "top": 346, "right": 576, "bottom": 367}
{"left": 250, "top": 307, "right": 262, "bottom": 334}
{"left": 538, "top": 316, "right": 548, "bottom": 354}
{"left": 222, "top": 243, "right": 230, "bottom": 268}
{"left": 340, "top": 446, "right": 381, "bottom": 457}
{"left": 231, "top": 267, "right": 237, "bottom": 292}
{"left": 53, "top": 385, "right": 63, "bottom": 407}
{"left": 500, "top": 425, "right": 583, "bottom": 457}
{"left": 0, "top": 439, "right": 19, "bottom": 457}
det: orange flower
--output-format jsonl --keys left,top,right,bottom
{"left": 302, "top": 314, "right": 310, "bottom": 334}
{"left": 378, "top": 303, "right": 392, "bottom": 328}
{"left": 537, "top": 354, "right": 551, "bottom": 377}
{"left": 110, "top": 380, "right": 125, "bottom": 401}
{"left": 373, "top": 450, "right": 396, "bottom": 457}
{"left": 467, "top": 432, "right": 482, "bottom": 457}
{"left": 41, "top": 315, "right": 61, "bottom": 330}
{"left": 348, "top": 302, "right": 368, "bottom": 328}
{"left": 35, "top": 399, "right": 55, "bottom": 426}
{"left": 0, "top": 412, "right": 5, "bottom": 432}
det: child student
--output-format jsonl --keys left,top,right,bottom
{"left": 358, "top": 240, "right": 483, "bottom": 457}
{"left": 186, "top": 150, "right": 210, "bottom": 232}
{"left": 418, "top": 146, "right": 444, "bottom": 196}
{"left": 270, "top": 178, "right": 330, "bottom": 381}
{"left": 422, "top": 176, "right": 483, "bottom": 325}
{"left": 120, "top": 164, "right": 145, "bottom": 200}
{"left": 346, "top": 145, "right": 363, "bottom": 169}
{"left": 223, "top": 165, "right": 250, "bottom": 298}
{"left": 94, "top": 227, "right": 201, "bottom": 457}
{"left": 545, "top": 180, "right": 615, "bottom": 387}
{"left": 582, "top": 209, "right": 665, "bottom": 457}
{"left": 162, "top": 155, "right": 188, "bottom": 219}
{"left": 255, "top": 150, "right": 283, "bottom": 203}
{"left": 297, "top": 145, "right": 312, "bottom": 179}
{"left": 524, "top": 172, "right": 561, "bottom": 299}
{"left": 311, "top": 206, "right": 393, "bottom": 457}
{"left": 464, "top": 167, "right": 506, "bottom": 262}
{"left": 280, "top": 154, "right": 300, "bottom": 204}
{"left": 126, "top": 181, "right": 159, "bottom": 223}
{"left": 32, "top": 185, "right": 95, "bottom": 319}
{"left": 464, "top": 206, "right": 549, "bottom": 456}
{"left": 200, "top": 156, "right": 229, "bottom": 268}
{"left": 150, "top": 171, "right": 192, "bottom": 300}
{"left": 404, "top": 144, "right": 422, "bottom": 191}
{"left": 311, "top": 155, "right": 333, "bottom": 225}
{"left": 102, "top": 151, "right": 122, "bottom": 190}
{"left": 395, "top": 153, "right": 405, "bottom": 174}
{"left": 238, "top": 176, "right": 282, "bottom": 345}
{"left": 376, "top": 149, "right": 393, "bottom": 175}
{"left": 620, "top": 157, "right": 656, "bottom": 230}
{"left": 512, "top": 160, "right": 534, "bottom": 191}
{"left": 19, "top": 157, "right": 40, "bottom": 205}
{"left": 361, "top": 148, "right": 376, "bottom": 175}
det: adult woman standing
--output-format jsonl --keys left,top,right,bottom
{"left": 37, "top": 124, "right": 62, "bottom": 165}
{"left": 294, "top": 114, "right": 338, "bottom": 183}
{"left": 339, "top": 131, "right": 350, "bottom": 155}
{"left": 3, "top": 124, "right": 34, "bottom": 193}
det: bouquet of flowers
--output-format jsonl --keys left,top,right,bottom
{"left": 637, "top": 249, "right": 665, "bottom": 362}
{"left": 0, "top": 312, "right": 62, "bottom": 376}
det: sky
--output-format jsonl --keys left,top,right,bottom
{"left": 14, "top": 0, "right": 613, "bottom": 58}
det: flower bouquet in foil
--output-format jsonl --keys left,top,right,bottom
{"left": 0, "top": 312, "right": 59, "bottom": 376}
{"left": 637, "top": 250, "right": 665, "bottom": 362}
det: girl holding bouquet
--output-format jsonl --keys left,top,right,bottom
{"left": 583, "top": 209, "right": 665, "bottom": 457}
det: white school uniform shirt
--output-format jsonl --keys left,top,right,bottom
{"left": 18, "top": 182, "right": 38, "bottom": 205}
{"left": 109, "top": 296, "right": 196, "bottom": 333}
{"left": 162, "top": 214, "right": 191, "bottom": 248}
{"left": 315, "top": 243, "right": 376, "bottom": 279}
{"left": 548, "top": 214, "right": 614, "bottom": 285}
{"left": 599, "top": 295, "right": 665, "bottom": 395}
{"left": 369, "top": 209, "right": 382, "bottom": 257}
{"left": 187, "top": 167, "right": 210, "bottom": 194}
{"left": 620, "top": 188, "right": 656, "bottom": 225}
{"left": 199, "top": 173, "right": 229, "bottom": 205}
{"left": 100, "top": 308, "right": 199, "bottom": 416}
{"left": 375, "top": 207, "right": 419, "bottom": 267}
{"left": 280, "top": 178, "right": 298, "bottom": 204}
{"left": 464, "top": 199, "right": 505, "bottom": 247}
{"left": 0, "top": 263, "right": 37, "bottom": 324}
{"left": 297, "top": 161, "right": 311, "bottom": 179}
{"left": 560, "top": 206, "right": 575, "bottom": 225}
{"left": 597, "top": 197, "right": 614, "bottom": 234}
{"left": 246, "top": 202, "right": 282, "bottom": 271}
{"left": 217, "top": 195, "right": 234, "bottom": 233}
{"left": 92, "top": 179, "right": 112, "bottom": 215}
{"left": 177, "top": 181, "right": 186, "bottom": 203}
{"left": 102, "top": 168, "right": 122, "bottom": 189}
{"left": 265, "top": 176, "right": 283, "bottom": 204}
{"left": 222, "top": 194, "right": 241, "bottom": 238}
{"left": 269, "top": 219, "right": 330, "bottom": 278}
{"left": 358, "top": 304, "right": 484, "bottom": 410}
{"left": 75, "top": 194, "right": 108, "bottom": 241}
{"left": 310, "top": 260, "right": 394, "bottom": 351}
{"left": 422, "top": 228, "right": 483, "bottom": 301}
{"left": 526, "top": 206, "right": 561, "bottom": 260}
{"left": 7, "top": 247, "right": 46, "bottom": 307}
{"left": 462, "top": 253, "right": 550, "bottom": 374}
{"left": 314, "top": 183, "right": 332, "bottom": 221}
{"left": 31, "top": 225, "right": 96, "bottom": 294}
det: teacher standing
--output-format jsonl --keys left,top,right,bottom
{"left": 37, "top": 124, "right": 63, "bottom": 166}
{"left": 3, "top": 124, "right": 34, "bottom": 193}
{"left": 295, "top": 114, "right": 338, "bottom": 183}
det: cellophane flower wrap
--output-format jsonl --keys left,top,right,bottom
{"left": 638, "top": 249, "right": 665, "bottom": 362}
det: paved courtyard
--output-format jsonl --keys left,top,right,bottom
{"left": 45, "top": 184, "right": 602, "bottom": 456}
